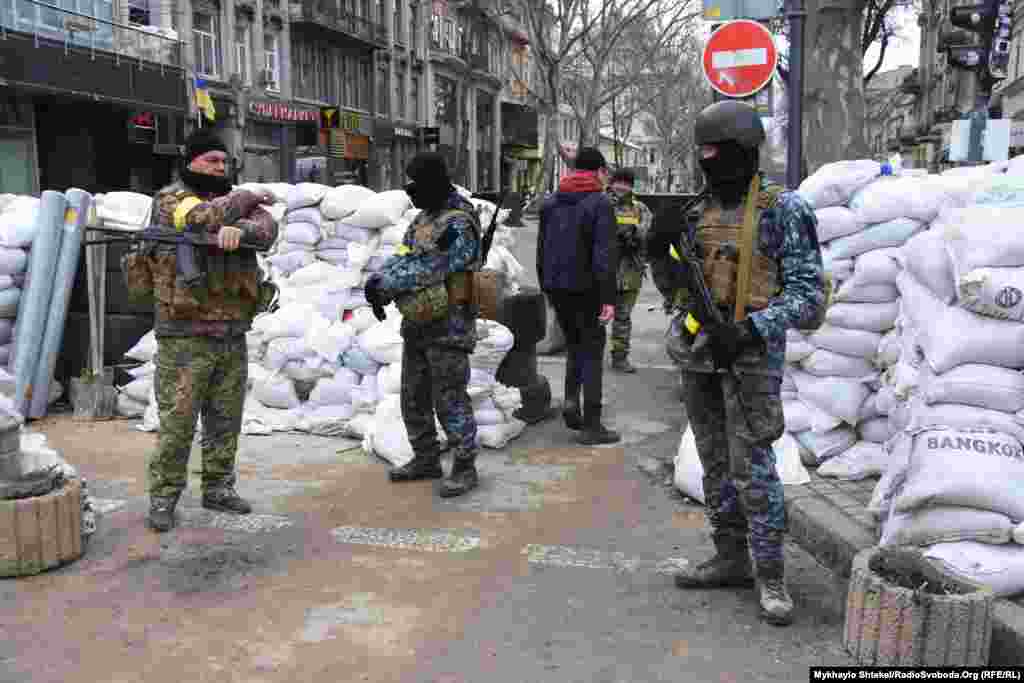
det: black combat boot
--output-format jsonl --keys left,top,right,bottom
{"left": 610, "top": 352, "right": 637, "bottom": 374}
{"left": 562, "top": 398, "right": 583, "bottom": 430}
{"left": 202, "top": 486, "right": 253, "bottom": 515}
{"left": 576, "top": 403, "right": 621, "bottom": 445}
{"left": 439, "top": 457, "right": 479, "bottom": 498}
{"left": 755, "top": 559, "right": 794, "bottom": 626}
{"left": 389, "top": 454, "right": 444, "bottom": 482}
{"left": 674, "top": 535, "right": 755, "bottom": 589}
{"left": 146, "top": 495, "right": 180, "bottom": 532}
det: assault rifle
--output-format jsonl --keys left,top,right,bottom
{"left": 478, "top": 190, "right": 508, "bottom": 263}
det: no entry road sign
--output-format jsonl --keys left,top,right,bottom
{"left": 702, "top": 20, "right": 778, "bottom": 99}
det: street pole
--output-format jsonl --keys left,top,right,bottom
{"left": 785, "top": 0, "right": 806, "bottom": 188}
{"left": 967, "top": 76, "right": 992, "bottom": 164}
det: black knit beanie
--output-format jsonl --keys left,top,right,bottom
{"left": 574, "top": 147, "right": 607, "bottom": 172}
{"left": 183, "top": 129, "right": 228, "bottom": 165}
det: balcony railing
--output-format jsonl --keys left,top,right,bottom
{"left": 290, "top": 0, "right": 385, "bottom": 45}
{"left": 0, "top": 0, "right": 183, "bottom": 66}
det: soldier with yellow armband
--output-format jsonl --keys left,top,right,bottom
{"left": 607, "top": 168, "right": 653, "bottom": 373}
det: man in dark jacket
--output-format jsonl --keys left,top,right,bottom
{"left": 537, "top": 147, "right": 620, "bottom": 445}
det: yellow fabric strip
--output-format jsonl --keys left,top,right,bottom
{"left": 616, "top": 216, "right": 640, "bottom": 225}
{"left": 395, "top": 244, "right": 412, "bottom": 256}
{"left": 173, "top": 196, "right": 203, "bottom": 232}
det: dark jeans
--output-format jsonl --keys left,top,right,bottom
{"left": 547, "top": 291, "right": 606, "bottom": 414}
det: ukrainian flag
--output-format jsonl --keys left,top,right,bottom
{"left": 194, "top": 77, "right": 216, "bottom": 122}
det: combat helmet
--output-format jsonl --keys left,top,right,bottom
{"left": 694, "top": 100, "right": 765, "bottom": 150}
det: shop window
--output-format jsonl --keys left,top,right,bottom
{"left": 264, "top": 32, "right": 281, "bottom": 91}
{"left": 235, "top": 24, "right": 249, "bottom": 84}
{"left": 193, "top": 12, "right": 221, "bottom": 78}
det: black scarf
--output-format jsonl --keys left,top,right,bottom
{"left": 699, "top": 142, "right": 759, "bottom": 208}
{"left": 180, "top": 164, "right": 233, "bottom": 197}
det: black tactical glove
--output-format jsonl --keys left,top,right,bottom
{"left": 364, "top": 274, "right": 389, "bottom": 322}
{"left": 706, "top": 319, "right": 762, "bottom": 371}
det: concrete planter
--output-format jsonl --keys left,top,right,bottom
{"left": 0, "top": 478, "right": 83, "bottom": 577}
{"left": 844, "top": 546, "right": 994, "bottom": 666}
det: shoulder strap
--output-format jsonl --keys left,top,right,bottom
{"left": 436, "top": 207, "right": 483, "bottom": 264}
{"left": 734, "top": 174, "right": 762, "bottom": 322}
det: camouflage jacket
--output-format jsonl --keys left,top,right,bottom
{"left": 610, "top": 193, "right": 653, "bottom": 291}
{"left": 376, "top": 191, "right": 482, "bottom": 351}
{"left": 145, "top": 180, "right": 278, "bottom": 338}
{"left": 651, "top": 178, "right": 826, "bottom": 377}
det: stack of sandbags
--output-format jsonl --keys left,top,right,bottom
{"left": 0, "top": 195, "right": 34, "bottom": 368}
{"left": 260, "top": 183, "right": 328, "bottom": 276}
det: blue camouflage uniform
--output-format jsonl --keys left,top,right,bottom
{"left": 375, "top": 191, "right": 482, "bottom": 461}
{"left": 652, "top": 177, "right": 825, "bottom": 568}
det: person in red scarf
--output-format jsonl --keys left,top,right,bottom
{"left": 536, "top": 148, "right": 620, "bottom": 445}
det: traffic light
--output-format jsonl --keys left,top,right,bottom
{"left": 942, "top": 0, "right": 1014, "bottom": 82}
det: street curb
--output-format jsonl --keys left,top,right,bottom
{"left": 784, "top": 480, "right": 1024, "bottom": 666}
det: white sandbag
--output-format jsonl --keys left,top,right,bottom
{"left": 921, "top": 364, "right": 1024, "bottom": 413}
{"left": 286, "top": 260, "right": 354, "bottom": 289}
{"left": 794, "top": 425, "right": 858, "bottom": 464}
{"left": 781, "top": 369, "right": 797, "bottom": 392}
{"left": 784, "top": 336, "right": 815, "bottom": 363}
{"left": 307, "top": 367, "right": 359, "bottom": 407}
{"left": 294, "top": 403, "right": 356, "bottom": 437}
{"left": 0, "top": 247, "right": 27, "bottom": 276}
{"left": 896, "top": 230, "right": 957, "bottom": 305}
{"left": 254, "top": 375, "right": 300, "bottom": 410}
{"left": 824, "top": 300, "right": 899, "bottom": 333}
{"left": 818, "top": 441, "right": 888, "bottom": 480}
{"left": 957, "top": 266, "right": 1024, "bottom": 322}
{"left": 286, "top": 183, "right": 329, "bottom": 210}
{"left": 277, "top": 241, "right": 315, "bottom": 255}
{"left": 319, "top": 236, "right": 351, "bottom": 250}
{"left": 924, "top": 542, "right": 1024, "bottom": 597}
{"left": 283, "top": 356, "right": 333, "bottom": 382}
{"left": 347, "top": 412, "right": 378, "bottom": 440}
{"left": 807, "top": 399, "right": 844, "bottom": 434}
{"left": 849, "top": 247, "right": 902, "bottom": 287}
{"left": 792, "top": 369, "right": 872, "bottom": 425}
{"left": 814, "top": 206, "right": 865, "bottom": 242}
{"left": 316, "top": 248, "right": 350, "bottom": 266}
{"left": 247, "top": 362, "right": 269, "bottom": 390}
{"left": 909, "top": 402, "right": 1024, "bottom": 445}
{"left": 970, "top": 173, "right": 1024, "bottom": 207}
{"left": 127, "top": 361, "right": 155, "bottom": 378}
{"left": 834, "top": 280, "right": 899, "bottom": 305}
{"left": 264, "top": 337, "right": 310, "bottom": 372}
{"left": 882, "top": 507, "right": 1013, "bottom": 548}
{"left": 477, "top": 418, "right": 526, "bottom": 449}
{"left": 898, "top": 270, "right": 1024, "bottom": 373}
{"left": 849, "top": 176, "right": 969, "bottom": 225}
{"left": 304, "top": 318, "right": 355, "bottom": 363}
{"left": 363, "top": 395, "right": 412, "bottom": 466}
{"left": 1015, "top": 522, "right": 1024, "bottom": 545}
{"left": 347, "top": 307, "right": 380, "bottom": 333}
{"left": 351, "top": 373, "right": 380, "bottom": 413}
{"left": 893, "top": 426, "right": 1024, "bottom": 520}
{"left": 116, "top": 393, "right": 147, "bottom": 418}
{"left": 380, "top": 223, "right": 407, "bottom": 245}
{"left": 378, "top": 363, "right": 401, "bottom": 395}
{"left": 341, "top": 190, "right": 411, "bottom": 229}
{"left": 783, "top": 399, "right": 813, "bottom": 433}
{"left": 858, "top": 416, "right": 891, "bottom": 443}
{"left": 492, "top": 385, "right": 523, "bottom": 417}
{"left": 471, "top": 320, "right": 515, "bottom": 371}
{"left": 254, "top": 305, "right": 319, "bottom": 342}
{"left": 333, "top": 224, "right": 373, "bottom": 244}
{"left": 474, "top": 407, "right": 506, "bottom": 426}
{"left": 268, "top": 250, "right": 316, "bottom": 274}
{"left": 286, "top": 206, "right": 322, "bottom": 226}
{"left": 876, "top": 329, "right": 901, "bottom": 367}
{"left": 341, "top": 345, "right": 382, "bottom": 377}
{"left": 798, "top": 160, "right": 881, "bottom": 209}
{"left": 0, "top": 287, "right": 20, "bottom": 318}
{"left": 347, "top": 240, "right": 379, "bottom": 269}
{"left": 824, "top": 253, "right": 855, "bottom": 281}
{"left": 0, "top": 204, "right": 39, "bottom": 247}
{"left": 124, "top": 330, "right": 157, "bottom": 362}
{"left": 283, "top": 222, "right": 321, "bottom": 246}
{"left": 808, "top": 325, "right": 883, "bottom": 360}
{"left": 937, "top": 206, "right": 1024, "bottom": 273}
{"left": 800, "top": 348, "right": 877, "bottom": 380}
{"left": 358, "top": 320, "right": 404, "bottom": 365}
{"left": 827, "top": 218, "right": 926, "bottom": 261}
{"left": 121, "top": 376, "right": 152, "bottom": 404}
{"left": 320, "top": 185, "right": 376, "bottom": 220}
{"left": 470, "top": 367, "right": 497, "bottom": 389}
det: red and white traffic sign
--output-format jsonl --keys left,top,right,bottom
{"left": 702, "top": 20, "right": 778, "bottom": 99}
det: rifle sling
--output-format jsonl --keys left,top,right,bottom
{"left": 733, "top": 174, "right": 761, "bottom": 323}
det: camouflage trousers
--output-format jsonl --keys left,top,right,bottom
{"left": 610, "top": 289, "right": 640, "bottom": 356}
{"left": 148, "top": 335, "right": 247, "bottom": 500}
{"left": 679, "top": 370, "right": 787, "bottom": 566}
{"left": 401, "top": 341, "right": 477, "bottom": 461}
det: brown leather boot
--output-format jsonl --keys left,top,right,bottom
{"left": 674, "top": 536, "right": 754, "bottom": 589}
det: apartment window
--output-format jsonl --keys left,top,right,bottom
{"left": 265, "top": 32, "right": 280, "bottom": 91}
{"left": 193, "top": 12, "right": 221, "bottom": 78}
{"left": 378, "top": 63, "right": 389, "bottom": 116}
{"left": 235, "top": 24, "right": 249, "bottom": 84}
{"left": 127, "top": 0, "right": 150, "bottom": 25}
{"left": 394, "top": 5, "right": 402, "bottom": 43}
{"left": 409, "top": 2, "right": 418, "bottom": 51}
{"left": 394, "top": 71, "right": 405, "bottom": 120}
{"left": 358, "top": 57, "right": 373, "bottom": 110}
{"left": 410, "top": 73, "right": 419, "bottom": 120}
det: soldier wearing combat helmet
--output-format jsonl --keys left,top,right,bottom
{"left": 647, "top": 100, "right": 826, "bottom": 625}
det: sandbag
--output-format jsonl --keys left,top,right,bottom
{"left": 794, "top": 425, "right": 858, "bottom": 464}
{"left": 1015, "top": 522, "right": 1024, "bottom": 545}
{"left": 921, "top": 364, "right": 1024, "bottom": 413}
{"left": 824, "top": 300, "right": 899, "bottom": 333}
{"left": 814, "top": 206, "right": 865, "bottom": 242}
{"left": 378, "top": 363, "right": 401, "bottom": 395}
{"left": 277, "top": 241, "right": 316, "bottom": 254}
{"left": 471, "top": 320, "right": 515, "bottom": 372}
{"left": 800, "top": 349, "right": 877, "bottom": 380}
{"left": 341, "top": 190, "right": 411, "bottom": 229}
{"left": 908, "top": 401, "right": 1024, "bottom": 445}
{"left": 784, "top": 336, "right": 815, "bottom": 363}
{"left": 834, "top": 280, "right": 899, "bottom": 304}
{"left": 848, "top": 176, "right": 969, "bottom": 225}
{"left": 898, "top": 270, "right": 1024, "bottom": 373}
{"left": 319, "top": 236, "right": 351, "bottom": 250}
{"left": 0, "top": 204, "right": 40, "bottom": 247}
{"left": 936, "top": 206, "right": 1024, "bottom": 275}
{"left": 286, "top": 206, "right": 322, "bottom": 227}
{"left": 827, "top": 218, "right": 926, "bottom": 260}
{"left": 380, "top": 223, "right": 407, "bottom": 245}
{"left": 957, "top": 266, "right": 1024, "bottom": 322}
{"left": 882, "top": 507, "right": 1013, "bottom": 548}
{"left": 797, "top": 160, "right": 880, "bottom": 209}
{"left": 808, "top": 325, "right": 883, "bottom": 360}
{"left": 0, "top": 247, "right": 27, "bottom": 276}
{"left": 307, "top": 368, "right": 359, "bottom": 407}
{"left": 478, "top": 419, "right": 526, "bottom": 449}
{"left": 824, "top": 254, "right": 855, "bottom": 282}
{"left": 341, "top": 345, "right": 382, "bottom": 377}
{"left": 267, "top": 250, "right": 316, "bottom": 275}
{"left": 283, "top": 222, "right": 321, "bottom": 246}
{"left": 336, "top": 224, "right": 375, "bottom": 244}
{"left": 346, "top": 412, "right": 377, "bottom": 440}
{"left": 124, "top": 330, "right": 157, "bottom": 362}
{"left": 806, "top": 399, "right": 844, "bottom": 434}
{"left": 358, "top": 320, "right": 404, "bottom": 365}
{"left": 294, "top": 403, "right": 355, "bottom": 437}
{"left": 320, "top": 185, "right": 376, "bottom": 220}
{"left": 892, "top": 426, "right": 1024, "bottom": 521}
{"left": 116, "top": 394, "right": 147, "bottom": 418}
{"left": 792, "top": 369, "right": 872, "bottom": 425}
{"left": 849, "top": 247, "right": 902, "bottom": 286}
{"left": 121, "top": 376, "right": 152, "bottom": 404}
{"left": 875, "top": 329, "right": 901, "bottom": 367}
{"left": 783, "top": 399, "right": 812, "bottom": 433}
{"left": 817, "top": 441, "right": 888, "bottom": 480}
{"left": 254, "top": 375, "right": 300, "bottom": 410}
{"left": 0, "top": 287, "right": 20, "bottom": 317}
{"left": 286, "top": 183, "right": 329, "bottom": 210}
{"left": 970, "top": 173, "right": 1024, "bottom": 207}
{"left": 254, "top": 306, "right": 318, "bottom": 342}
{"left": 858, "top": 416, "right": 891, "bottom": 443}
{"left": 897, "top": 230, "right": 957, "bottom": 304}
{"left": 924, "top": 541, "right": 1024, "bottom": 597}
{"left": 316, "top": 248, "right": 350, "bottom": 266}
{"left": 351, "top": 373, "right": 380, "bottom": 413}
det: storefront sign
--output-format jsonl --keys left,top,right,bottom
{"left": 249, "top": 101, "right": 319, "bottom": 123}
{"left": 328, "top": 130, "right": 371, "bottom": 160}
{"left": 395, "top": 126, "right": 417, "bottom": 139}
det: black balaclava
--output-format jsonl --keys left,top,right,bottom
{"left": 180, "top": 129, "right": 232, "bottom": 196}
{"left": 405, "top": 152, "right": 454, "bottom": 213}
{"left": 699, "top": 141, "right": 759, "bottom": 209}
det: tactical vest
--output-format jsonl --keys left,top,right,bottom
{"left": 393, "top": 207, "right": 483, "bottom": 323}
{"left": 697, "top": 178, "right": 783, "bottom": 318}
